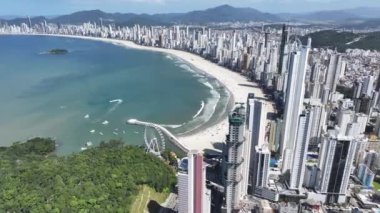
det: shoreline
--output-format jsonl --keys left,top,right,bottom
{"left": 0, "top": 33, "right": 275, "bottom": 153}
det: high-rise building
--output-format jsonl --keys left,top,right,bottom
{"left": 178, "top": 150, "right": 211, "bottom": 213}
{"left": 281, "top": 40, "right": 311, "bottom": 171}
{"left": 317, "top": 132, "right": 358, "bottom": 204}
{"left": 309, "top": 63, "right": 324, "bottom": 100}
{"left": 354, "top": 113, "right": 368, "bottom": 135}
{"left": 246, "top": 93, "right": 255, "bottom": 127}
{"left": 357, "top": 164, "right": 375, "bottom": 187}
{"left": 324, "top": 53, "right": 343, "bottom": 93}
{"left": 278, "top": 24, "right": 289, "bottom": 74}
{"left": 223, "top": 104, "right": 247, "bottom": 212}
{"left": 246, "top": 98, "right": 268, "bottom": 195}
{"left": 362, "top": 75, "right": 375, "bottom": 97}
{"left": 252, "top": 145, "right": 271, "bottom": 189}
{"left": 250, "top": 100, "right": 267, "bottom": 149}
{"left": 303, "top": 165, "right": 319, "bottom": 189}
{"left": 364, "top": 150, "right": 380, "bottom": 172}
{"left": 337, "top": 110, "right": 353, "bottom": 136}
{"left": 288, "top": 110, "right": 313, "bottom": 190}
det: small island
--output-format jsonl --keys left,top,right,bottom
{"left": 48, "top": 48, "right": 68, "bottom": 55}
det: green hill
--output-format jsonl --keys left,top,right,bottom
{"left": 0, "top": 138, "right": 176, "bottom": 212}
{"left": 301, "top": 30, "right": 380, "bottom": 52}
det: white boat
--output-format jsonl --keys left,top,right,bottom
{"left": 81, "top": 141, "right": 93, "bottom": 151}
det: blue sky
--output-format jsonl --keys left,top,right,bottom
{"left": 1, "top": 0, "right": 380, "bottom": 16}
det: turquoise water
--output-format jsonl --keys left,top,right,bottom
{"left": 0, "top": 35, "right": 230, "bottom": 154}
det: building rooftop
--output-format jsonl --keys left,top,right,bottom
{"left": 229, "top": 103, "right": 245, "bottom": 126}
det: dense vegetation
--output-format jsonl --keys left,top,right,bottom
{"left": 301, "top": 30, "right": 380, "bottom": 52}
{"left": 0, "top": 138, "right": 176, "bottom": 212}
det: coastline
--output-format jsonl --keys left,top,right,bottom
{"left": 0, "top": 33, "right": 275, "bottom": 153}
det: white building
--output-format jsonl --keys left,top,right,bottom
{"left": 223, "top": 104, "right": 248, "bottom": 212}
{"left": 252, "top": 145, "right": 271, "bottom": 188}
{"left": 281, "top": 42, "right": 310, "bottom": 172}
{"left": 289, "top": 110, "right": 313, "bottom": 190}
{"left": 316, "top": 132, "right": 358, "bottom": 204}
{"left": 178, "top": 150, "right": 211, "bottom": 213}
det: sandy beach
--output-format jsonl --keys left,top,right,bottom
{"left": 3, "top": 33, "right": 275, "bottom": 153}
{"left": 82, "top": 36, "right": 276, "bottom": 152}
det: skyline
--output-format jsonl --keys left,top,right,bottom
{"left": 2, "top": 0, "right": 380, "bottom": 16}
{"left": 2, "top": 4, "right": 380, "bottom": 211}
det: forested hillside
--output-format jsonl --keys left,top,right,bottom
{"left": 0, "top": 138, "right": 176, "bottom": 212}
{"left": 300, "top": 30, "right": 380, "bottom": 52}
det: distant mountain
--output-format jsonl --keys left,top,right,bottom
{"left": 1, "top": 5, "right": 380, "bottom": 27}
{"left": 0, "top": 15, "right": 21, "bottom": 20}
{"left": 300, "top": 30, "right": 380, "bottom": 52}
{"left": 342, "top": 18, "right": 380, "bottom": 30}
{"left": 51, "top": 10, "right": 117, "bottom": 24}
{"left": 170, "top": 5, "right": 281, "bottom": 23}
{"left": 277, "top": 10, "right": 361, "bottom": 23}
{"left": 344, "top": 7, "right": 380, "bottom": 19}
{"left": 278, "top": 7, "right": 380, "bottom": 23}
{"left": 0, "top": 5, "right": 281, "bottom": 26}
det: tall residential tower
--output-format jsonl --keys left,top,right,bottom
{"left": 223, "top": 104, "right": 248, "bottom": 212}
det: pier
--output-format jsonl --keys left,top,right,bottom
{"left": 127, "top": 119, "right": 189, "bottom": 154}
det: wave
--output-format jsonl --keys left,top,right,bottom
{"left": 193, "top": 101, "right": 205, "bottom": 119}
{"left": 109, "top": 99, "right": 123, "bottom": 104}
{"left": 165, "top": 54, "right": 173, "bottom": 60}
{"left": 181, "top": 81, "right": 223, "bottom": 135}
{"left": 201, "top": 81, "right": 214, "bottom": 90}
{"left": 108, "top": 99, "right": 123, "bottom": 113}
{"left": 178, "top": 64, "right": 196, "bottom": 74}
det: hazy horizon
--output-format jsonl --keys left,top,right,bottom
{"left": 2, "top": 0, "right": 380, "bottom": 17}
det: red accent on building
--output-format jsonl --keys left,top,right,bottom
{"left": 194, "top": 154, "right": 203, "bottom": 213}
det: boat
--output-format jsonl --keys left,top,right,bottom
{"left": 80, "top": 141, "right": 93, "bottom": 151}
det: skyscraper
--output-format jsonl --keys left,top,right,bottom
{"left": 324, "top": 53, "right": 345, "bottom": 94}
{"left": 223, "top": 104, "right": 247, "bottom": 212}
{"left": 178, "top": 150, "right": 211, "bottom": 213}
{"left": 252, "top": 145, "right": 271, "bottom": 189}
{"left": 317, "top": 133, "right": 358, "bottom": 204}
{"left": 361, "top": 75, "right": 375, "bottom": 97}
{"left": 289, "top": 110, "right": 313, "bottom": 190}
{"left": 250, "top": 100, "right": 267, "bottom": 149}
{"left": 278, "top": 24, "right": 289, "bottom": 74}
{"left": 247, "top": 98, "right": 268, "bottom": 194}
{"left": 281, "top": 40, "right": 311, "bottom": 172}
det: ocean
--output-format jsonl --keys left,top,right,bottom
{"left": 0, "top": 35, "right": 230, "bottom": 154}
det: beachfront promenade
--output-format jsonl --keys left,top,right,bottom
{"left": 127, "top": 119, "right": 189, "bottom": 154}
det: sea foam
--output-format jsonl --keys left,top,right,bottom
{"left": 193, "top": 101, "right": 205, "bottom": 119}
